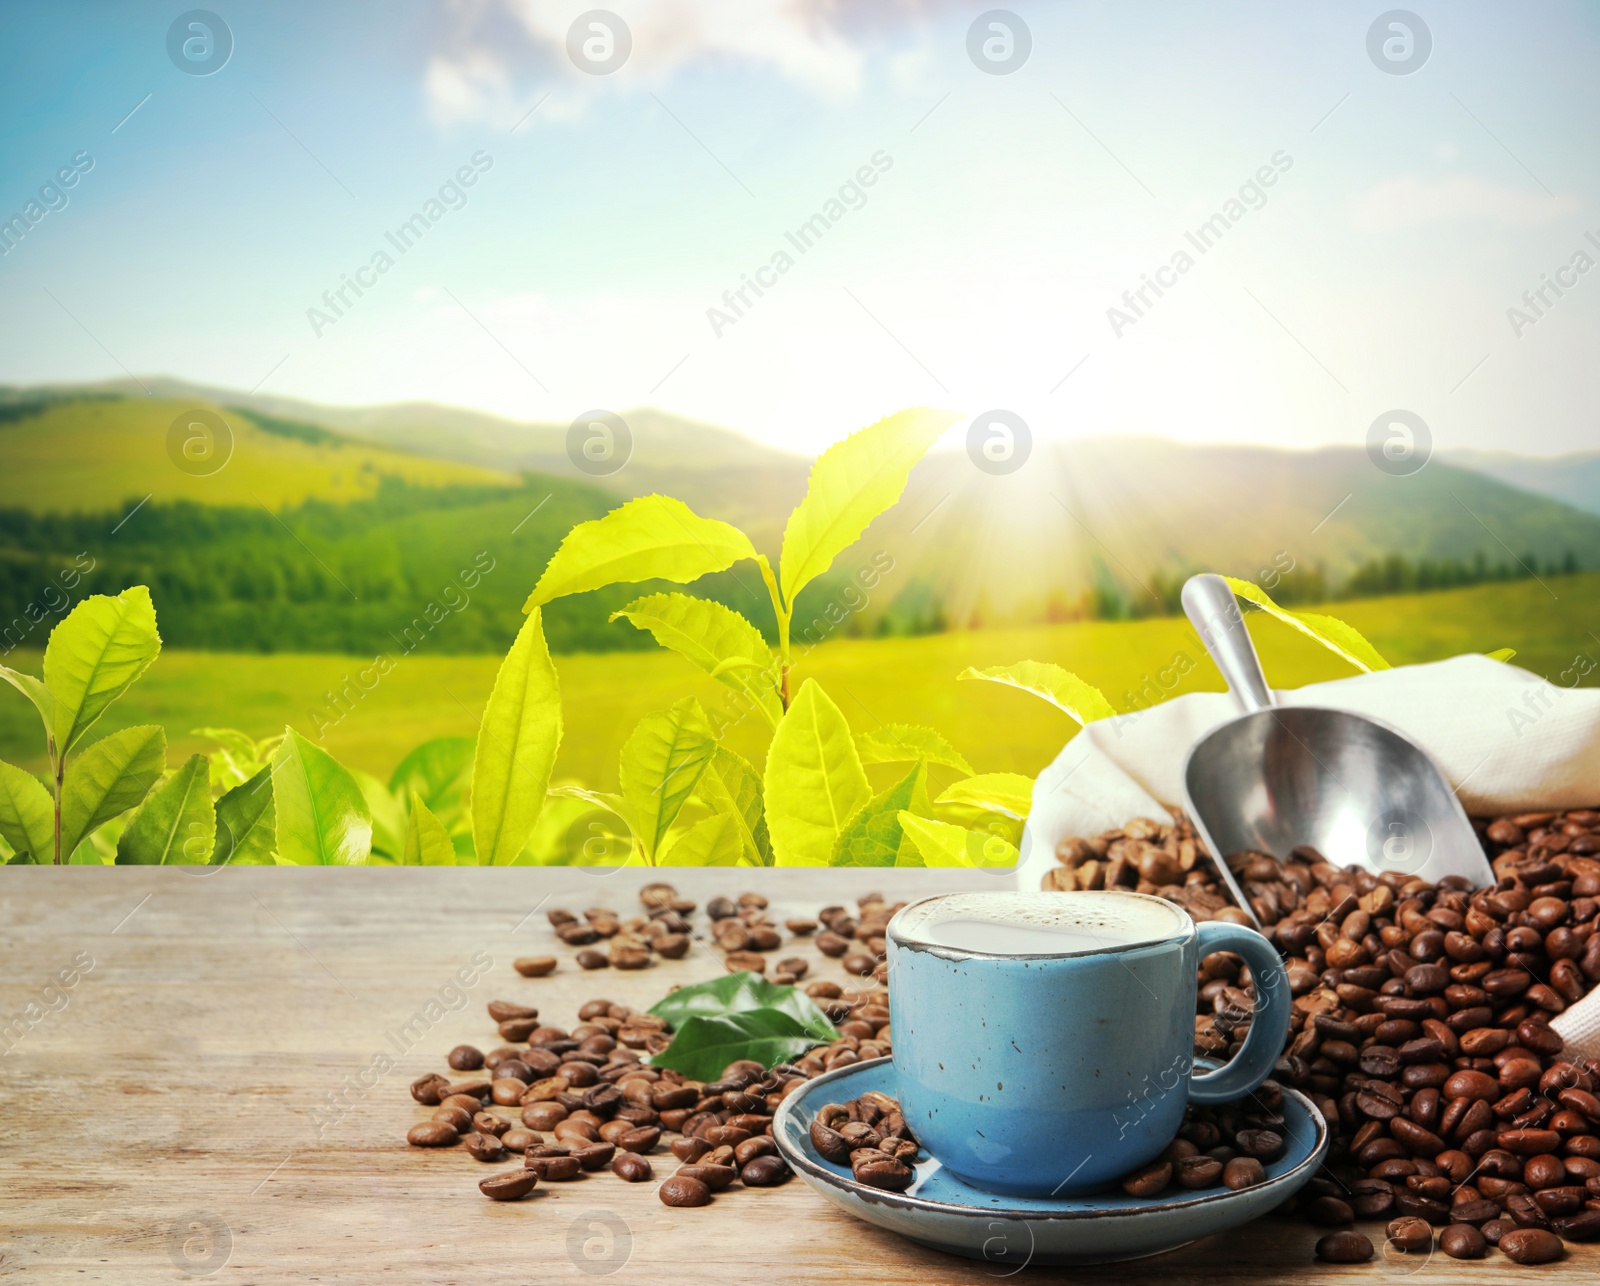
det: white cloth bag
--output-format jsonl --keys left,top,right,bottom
{"left": 1016, "top": 655, "right": 1600, "bottom": 1054}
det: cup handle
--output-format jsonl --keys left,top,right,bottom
{"left": 1187, "top": 920, "right": 1291, "bottom": 1104}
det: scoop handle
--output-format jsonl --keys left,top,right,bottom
{"left": 1182, "top": 574, "right": 1273, "bottom": 714}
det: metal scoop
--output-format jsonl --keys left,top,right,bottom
{"left": 1180, "top": 574, "right": 1492, "bottom": 922}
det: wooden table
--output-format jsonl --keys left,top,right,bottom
{"left": 2, "top": 868, "right": 1589, "bottom": 1283}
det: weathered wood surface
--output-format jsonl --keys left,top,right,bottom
{"left": 1, "top": 868, "right": 1590, "bottom": 1283}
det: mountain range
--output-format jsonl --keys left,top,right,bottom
{"left": 2, "top": 378, "right": 1596, "bottom": 637}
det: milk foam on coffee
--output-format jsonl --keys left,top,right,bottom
{"left": 893, "top": 890, "right": 1186, "bottom": 956}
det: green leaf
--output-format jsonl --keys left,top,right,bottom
{"left": 524, "top": 495, "right": 759, "bottom": 610}
{"left": 1487, "top": 648, "right": 1517, "bottom": 663}
{"left": 60, "top": 725, "right": 167, "bottom": 859}
{"left": 763, "top": 679, "right": 871, "bottom": 867}
{"left": 695, "top": 746, "right": 771, "bottom": 866}
{"left": 402, "top": 793, "right": 458, "bottom": 865}
{"left": 832, "top": 762, "right": 931, "bottom": 867}
{"left": 618, "top": 698, "right": 716, "bottom": 860}
{"left": 1224, "top": 576, "right": 1391, "bottom": 673}
{"left": 936, "top": 772, "right": 1035, "bottom": 820}
{"left": 648, "top": 1010, "right": 824, "bottom": 1083}
{"left": 43, "top": 586, "right": 162, "bottom": 754}
{"left": 649, "top": 972, "right": 839, "bottom": 1042}
{"left": 854, "top": 724, "right": 973, "bottom": 775}
{"left": 388, "top": 735, "right": 475, "bottom": 832}
{"left": 115, "top": 754, "right": 214, "bottom": 865}
{"left": 271, "top": 728, "right": 372, "bottom": 865}
{"left": 611, "top": 593, "right": 781, "bottom": 729}
{"left": 214, "top": 765, "right": 276, "bottom": 865}
{"left": 958, "top": 660, "right": 1118, "bottom": 725}
{"left": 354, "top": 769, "right": 406, "bottom": 859}
{"left": 0, "top": 664, "right": 56, "bottom": 746}
{"left": 472, "top": 608, "right": 563, "bottom": 866}
{"left": 658, "top": 811, "right": 744, "bottom": 865}
{"left": 897, "top": 811, "right": 1019, "bottom": 869}
{"left": 0, "top": 759, "right": 54, "bottom": 860}
{"left": 779, "top": 408, "right": 959, "bottom": 607}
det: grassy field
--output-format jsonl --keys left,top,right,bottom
{"left": 1, "top": 574, "right": 1595, "bottom": 790}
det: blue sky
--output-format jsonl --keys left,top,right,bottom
{"left": 1, "top": 0, "right": 1597, "bottom": 454}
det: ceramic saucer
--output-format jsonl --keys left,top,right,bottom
{"left": 772, "top": 1057, "right": 1327, "bottom": 1266}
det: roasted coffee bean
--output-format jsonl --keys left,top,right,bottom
{"left": 1173, "top": 1156, "right": 1224, "bottom": 1189}
{"left": 1498, "top": 1227, "right": 1565, "bottom": 1264}
{"left": 734, "top": 1136, "right": 778, "bottom": 1167}
{"left": 479, "top": 1168, "right": 538, "bottom": 1201}
{"left": 576, "top": 949, "right": 609, "bottom": 970}
{"left": 501, "top": 1127, "right": 539, "bottom": 1153}
{"left": 1439, "top": 1223, "right": 1487, "bottom": 1259}
{"left": 1121, "top": 1161, "right": 1172, "bottom": 1197}
{"left": 1306, "top": 1196, "right": 1353, "bottom": 1226}
{"left": 852, "top": 1150, "right": 913, "bottom": 1191}
{"left": 1315, "top": 1231, "right": 1374, "bottom": 1263}
{"left": 522, "top": 1102, "right": 566, "bottom": 1131}
{"left": 1234, "top": 1128, "right": 1284, "bottom": 1161}
{"left": 659, "top": 1174, "right": 713, "bottom": 1207}
{"left": 432, "top": 1105, "right": 473, "bottom": 1132}
{"left": 410, "top": 1073, "right": 451, "bottom": 1105}
{"left": 741, "top": 1155, "right": 792, "bottom": 1186}
{"left": 1386, "top": 1216, "right": 1433, "bottom": 1253}
{"left": 655, "top": 933, "right": 690, "bottom": 959}
{"left": 513, "top": 956, "right": 557, "bottom": 977}
{"left": 407, "top": 1121, "right": 460, "bottom": 1147}
{"left": 472, "top": 1111, "right": 510, "bottom": 1138}
{"left": 1223, "top": 1157, "right": 1266, "bottom": 1191}
{"left": 676, "top": 1163, "right": 737, "bottom": 1191}
{"left": 448, "top": 1044, "right": 484, "bottom": 1071}
{"left": 463, "top": 1132, "right": 506, "bottom": 1162}
{"left": 612, "top": 1153, "right": 652, "bottom": 1182}
{"left": 571, "top": 1142, "right": 615, "bottom": 1171}
{"left": 524, "top": 1155, "right": 581, "bottom": 1181}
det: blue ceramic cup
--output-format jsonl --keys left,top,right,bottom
{"left": 885, "top": 889, "right": 1289, "bottom": 1198}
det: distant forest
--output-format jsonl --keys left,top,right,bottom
{"left": 0, "top": 476, "right": 1586, "bottom": 657}
{"left": 0, "top": 479, "right": 948, "bottom": 658}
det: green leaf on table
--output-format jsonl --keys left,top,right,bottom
{"left": 657, "top": 811, "right": 744, "bottom": 865}
{"left": 958, "top": 660, "right": 1117, "bottom": 725}
{"left": 524, "top": 495, "right": 758, "bottom": 610}
{"left": 617, "top": 698, "right": 716, "bottom": 861}
{"left": 0, "top": 759, "right": 54, "bottom": 861}
{"left": 854, "top": 724, "right": 973, "bottom": 775}
{"left": 763, "top": 679, "right": 870, "bottom": 867}
{"left": 472, "top": 608, "right": 563, "bottom": 866}
{"left": 271, "top": 728, "right": 372, "bottom": 865}
{"left": 1224, "top": 576, "right": 1391, "bottom": 673}
{"left": 897, "top": 812, "right": 1019, "bottom": 869}
{"left": 388, "top": 735, "right": 475, "bottom": 832}
{"left": 832, "top": 762, "right": 931, "bottom": 867}
{"left": 936, "top": 772, "right": 1035, "bottom": 820}
{"left": 115, "top": 754, "right": 214, "bottom": 865}
{"left": 649, "top": 971, "right": 838, "bottom": 1042}
{"left": 649, "top": 1010, "right": 826, "bottom": 1083}
{"left": 402, "top": 793, "right": 458, "bottom": 865}
{"left": 779, "top": 408, "right": 958, "bottom": 608}
{"left": 611, "top": 593, "right": 782, "bottom": 729}
{"left": 695, "top": 746, "right": 770, "bottom": 866}
{"left": 214, "top": 765, "right": 276, "bottom": 865}
{"left": 43, "top": 586, "right": 162, "bottom": 754}
{"left": 60, "top": 724, "right": 167, "bottom": 859}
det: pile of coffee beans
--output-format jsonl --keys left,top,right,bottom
{"left": 542, "top": 881, "right": 698, "bottom": 971}
{"left": 404, "top": 889, "right": 898, "bottom": 1207}
{"left": 808, "top": 1090, "right": 922, "bottom": 1190}
{"left": 1116, "top": 1092, "right": 1286, "bottom": 1198}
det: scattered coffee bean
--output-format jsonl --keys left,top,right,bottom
{"left": 407, "top": 1121, "right": 459, "bottom": 1147}
{"left": 479, "top": 1168, "right": 538, "bottom": 1201}
{"left": 659, "top": 1174, "right": 712, "bottom": 1207}
{"left": 1387, "top": 1216, "right": 1433, "bottom": 1253}
{"left": 1439, "top": 1224, "right": 1487, "bottom": 1259}
{"left": 741, "top": 1155, "right": 792, "bottom": 1187}
{"left": 1222, "top": 1157, "right": 1265, "bottom": 1191}
{"left": 676, "top": 1163, "right": 736, "bottom": 1191}
{"left": 612, "top": 1153, "right": 652, "bottom": 1182}
{"left": 1498, "top": 1227, "right": 1565, "bottom": 1264}
{"left": 447, "top": 1045, "right": 484, "bottom": 1071}
{"left": 1315, "top": 1231, "right": 1374, "bottom": 1263}
{"left": 513, "top": 956, "right": 557, "bottom": 977}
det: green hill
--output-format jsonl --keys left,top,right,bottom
{"left": 0, "top": 388, "right": 516, "bottom": 512}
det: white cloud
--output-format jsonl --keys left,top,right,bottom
{"left": 423, "top": 0, "right": 953, "bottom": 126}
{"left": 1351, "top": 175, "right": 1578, "bottom": 231}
